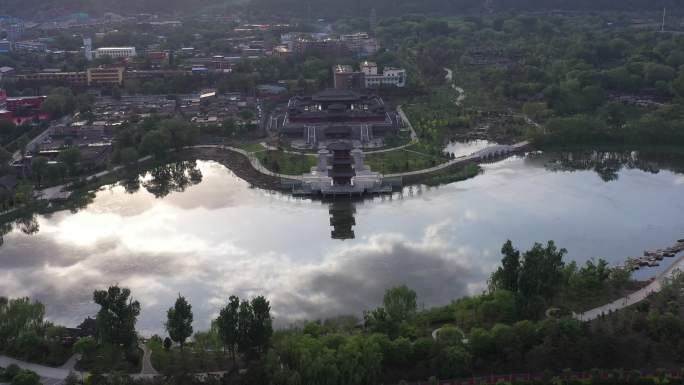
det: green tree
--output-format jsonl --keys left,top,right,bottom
{"left": 30, "top": 157, "right": 48, "bottom": 186}
{"left": 0, "top": 297, "right": 45, "bottom": 347}
{"left": 383, "top": 285, "right": 417, "bottom": 323}
{"left": 73, "top": 336, "right": 97, "bottom": 357}
{"left": 644, "top": 63, "right": 675, "bottom": 85}
{"left": 93, "top": 286, "right": 141, "bottom": 349}
{"left": 387, "top": 337, "right": 413, "bottom": 366}
{"left": 58, "top": 147, "right": 81, "bottom": 177}
{"left": 237, "top": 300, "right": 254, "bottom": 356}
{"left": 440, "top": 346, "right": 471, "bottom": 378}
{"left": 160, "top": 119, "right": 199, "bottom": 151}
{"left": 249, "top": 296, "right": 273, "bottom": 356}
{"left": 10, "top": 370, "right": 40, "bottom": 385}
{"left": 517, "top": 241, "right": 567, "bottom": 316}
{"left": 490, "top": 240, "right": 521, "bottom": 292}
{"left": 119, "top": 147, "right": 139, "bottom": 166}
{"left": 165, "top": 294, "right": 193, "bottom": 351}
{"left": 40, "top": 94, "right": 75, "bottom": 117}
{"left": 364, "top": 306, "right": 396, "bottom": 336}
{"left": 673, "top": 73, "right": 684, "bottom": 98}
{"left": 217, "top": 296, "right": 240, "bottom": 364}
{"left": 140, "top": 129, "right": 170, "bottom": 158}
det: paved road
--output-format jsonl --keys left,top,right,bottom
{"left": 58, "top": 354, "right": 81, "bottom": 371}
{"left": 444, "top": 67, "right": 466, "bottom": 106}
{"left": 0, "top": 349, "right": 159, "bottom": 383}
{"left": 139, "top": 344, "right": 158, "bottom": 376}
{"left": 396, "top": 105, "right": 418, "bottom": 142}
{"left": 575, "top": 252, "right": 684, "bottom": 321}
{"left": 0, "top": 355, "right": 72, "bottom": 380}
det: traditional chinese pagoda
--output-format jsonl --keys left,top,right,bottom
{"left": 328, "top": 141, "right": 355, "bottom": 186}
{"left": 298, "top": 141, "right": 390, "bottom": 196}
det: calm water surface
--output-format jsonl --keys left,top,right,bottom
{"left": 1, "top": 151, "right": 684, "bottom": 334}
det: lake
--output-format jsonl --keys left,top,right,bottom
{"left": 1, "top": 150, "right": 684, "bottom": 335}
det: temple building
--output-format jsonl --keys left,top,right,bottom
{"left": 299, "top": 142, "right": 388, "bottom": 196}
{"left": 279, "top": 89, "right": 400, "bottom": 148}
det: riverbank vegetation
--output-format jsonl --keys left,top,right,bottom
{"left": 365, "top": 145, "right": 449, "bottom": 174}
{"left": 0, "top": 297, "right": 73, "bottom": 367}
{"left": 421, "top": 163, "right": 481, "bottom": 186}
{"left": 373, "top": 12, "right": 684, "bottom": 148}
{"left": 254, "top": 150, "right": 316, "bottom": 175}
{"left": 5, "top": 240, "right": 684, "bottom": 385}
{"left": 0, "top": 364, "right": 41, "bottom": 385}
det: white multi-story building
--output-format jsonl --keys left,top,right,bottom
{"left": 361, "top": 62, "right": 407, "bottom": 88}
{"left": 94, "top": 47, "right": 137, "bottom": 59}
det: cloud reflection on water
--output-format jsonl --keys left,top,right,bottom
{"left": 1, "top": 154, "right": 684, "bottom": 335}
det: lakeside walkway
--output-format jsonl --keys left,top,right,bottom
{"left": 575, "top": 252, "right": 684, "bottom": 321}
{"left": 30, "top": 140, "right": 528, "bottom": 203}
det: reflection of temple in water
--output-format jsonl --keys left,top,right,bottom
{"left": 329, "top": 200, "right": 357, "bottom": 240}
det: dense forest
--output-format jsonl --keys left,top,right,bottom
{"left": 0, "top": 0, "right": 238, "bottom": 19}
{"left": 0, "top": 0, "right": 681, "bottom": 20}
{"left": 248, "top": 0, "right": 681, "bottom": 19}
{"left": 366, "top": 12, "right": 684, "bottom": 146}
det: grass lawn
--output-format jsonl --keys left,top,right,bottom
{"left": 76, "top": 344, "right": 142, "bottom": 374}
{"left": 255, "top": 150, "right": 316, "bottom": 175}
{"left": 148, "top": 340, "right": 233, "bottom": 375}
{"left": 236, "top": 142, "right": 266, "bottom": 154}
{"left": 422, "top": 164, "right": 481, "bottom": 186}
{"left": 365, "top": 145, "right": 449, "bottom": 174}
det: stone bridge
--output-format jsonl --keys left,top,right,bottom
{"left": 471, "top": 144, "right": 519, "bottom": 161}
{"left": 385, "top": 141, "right": 529, "bottom": 178}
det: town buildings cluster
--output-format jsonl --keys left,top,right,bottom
{"left": 0, "top": 89, "right": 49, "bottom": 125}
{"left": 0, "top": 9, "right": 409, "bottom": 190}
{"left": 333, "top": 61, "right": 407, "bottom": 89}
{"left": 274, "top": 32, "right": 378, "bottom": 58}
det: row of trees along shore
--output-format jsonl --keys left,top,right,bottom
{"left": 4, "top": 240, "right": 684, "bottom": 385}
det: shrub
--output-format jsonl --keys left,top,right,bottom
{"left": 11, "top": 370, "right": 40, "bottom": 385}
{"left": 5, "top": 364, "right": 21, "bottom": 379}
